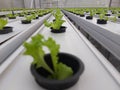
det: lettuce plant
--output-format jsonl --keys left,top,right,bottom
{"left": 89, "top": 10, "right": 95, "bottom": 16}
{"left": 108, "top": 16, "right": 117, "bottom": 22}
{"left": 0, "top": 18, "right": 8, "bottom": 30}
{"left": 79, "top": 10, "right": 84, "bottom": 15}
{"left": 104, "top": 16, "right": 109, "bottom": 21}
{"left": 23, "top": 34, "right": 73, "bottom": 80}
{"left": 117, "top": 13, "right": 120, "bottom": 17}
{"left": 32, "top": 14, "right": 38, "bottom": 19}
{"left": 99, "top": 14, "right": 108, "bottom": 20}
{"left": 44, "top": 10, "right": 65, "bottom": 30}
{"left": 99, "top": 14, "right": 104, "bottom": 20}
{"left": 44, "top": 19, "right": 65, "bottom": 30}
{"left": 24, "top": 15, "right": 34, "bottom": 21}
{"left": 7, "top": 13, "right": 16, "bottom": 17}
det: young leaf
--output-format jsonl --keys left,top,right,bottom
{"left": 99, "top": 14, "right": 104, "bottom": 20}
{"left": 44, "top": 20, "right": 52, "bottom": 27}
{"left": 113, "top": 16, "right": 117, "bottom": 22}
{"left": 52, "top": 19, "right": 65, "bottom": 30}
{"left": 44, "top": 9, "right": 65, "bottom": 30}
{"left": 44, "top": 37, "right": 60, "bottom": 72}
{"left": 25, "top": 15, "right": 34, "bottom": 21}
{"left": 54, "top": 63, "right": 73, "bottom": 80}
{"left": 23, "top": 34, "right": 73, "bottom": 80}
{"left": 0, "top": 18, "right": 8, "bottom": 30}
{"left": 24, "top": 34, "right": 53, "bottom": 74}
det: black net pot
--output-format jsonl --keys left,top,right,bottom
{"left": 0, "top": 15, "right": 6, "bottom": 18}
{"left": 36, "top": 17, "right": 39, "bottom": 19}
{"left": 31, "top": 53, "right": 84, "bottom": 90}
{"left": 51, "top": 26, "right": 66, "bottom": 33}
{"left": 97, "top": 19, "right": 107, "bottom": 24}
{"left": 96, "top": 13, "right": 100, "bottom": 15}
{"left": 27, "top": 13, "right": 31, "bottom": 15}
{"left": 105, "top": 14, "right": 111, "bottom": 16}
{"left": 19, "top": 15, "right": 24, "bottom": 17}
{"left": 79, "top": 14, "right": 85, "bottom": 17}
{"left": 118, "top": 16, "right": 120, "bottom": 18}
{"left": 86, "top": 11, "right": 89, "bottom": 13}
{"left": 112, "top": 12, "right": 115, "bottom": 14}
{"left": 33, "top": 17, "right": 39, "bottom": 20}
{"left": 53, "top": 19, "right": 56, "bottom": 22}
{"left": 0, "top": 26, "right": 13, "bottom": 34}
{"left": 8, "top": 17, "right": 16, "bottom": 19}
{"left": 76, "top": 13, "right": 79, "bottom": 15}
{"left": 86, "top": 16, "right": 93, "bottom": 20}
{"left": 21, "top": 20, "right": 31, "bottom": 24}
{"left": 38, "top": 15, "right": 43, "bottom": 17}
{"left": 44, "top": 13, "right": 47, "bottom": 15}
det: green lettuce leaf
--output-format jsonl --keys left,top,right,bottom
{"left": 23, "top": 34, "right": 73, "bottom": 80}
{"left": 0, "top": 18, "right": 8, "bottom": 30}
{"left": 44, "top": 9, "right": 65, "bottom": 30}
{"left": 24, "top": 34, "right": 53, "bottom": 74}
{"left": 56, "top": 63, "right": 73, "bottom": 80}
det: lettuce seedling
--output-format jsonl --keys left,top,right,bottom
{"left": 44, "top": 10, "right": 65, "bottom": 30}
{"left": 108, "top": 16, "right": 117, "bottom": 22}
{"left": 90, "top": 10, "right": 95, "bottom": 16}
{"left": 24, "top": 34, "right": 73, "bottom": 80}
{"left": 44, "top": 19, "right": 65, "bottom": 30}
{"left": 117, "top": 13, "right": 120, "bottom": 17}
{"left": 24, "top": 15, "right": 34, "bottom": 21}
{"left": 99, "top": 14, "right": 105, "bottom": 20}
{"left": 79, "top": 10, "right": 84, "bottom": 15}
{"left": 0, "top": 18, "right": 8, "bottom": 30}
{"left": 31, "top": 14, "right": 38, "bottom": 19}
{"left": 7, "top": 13, "right": 16, "bottom": 17}
{"left": 53, "top": 9, "right": 63, "bottom": 20}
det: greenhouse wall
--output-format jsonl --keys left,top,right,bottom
{"left": 13, "top": 0, "right": 25, "bottom": 8}
{"left": 0, "top": 0, "right": 12, "bottom": 8}
{"left": 0, "top": 0, "right": 120, "bottom": 9}
{"left": 110, "top": 0, "right": 120, "bottom": 7}
{"left": 24, "top": 0, "right": 34, "bottom": 8}
{"left": 0, "top": 0, "right": 24, "bottom": 8}
{"left": 58, "top": 0, "right": 110, "bottom": 8}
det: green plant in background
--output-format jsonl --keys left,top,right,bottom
{"left": 32, "top": 14, "right": 37, "bottom": 19}
{"left": 23, "top": 34, "right": 73, "bottom": 80}
{"left": 0, "top": 18, "right": 8, "bottom": 30}
{"left": 19, "top": 11, "right": 25, "bottom": 16}
{"left": 44, "top": 9, "right": 65, "bottom": 30}
{"left": 37, "top": 12, "right": 44, "bottom": 17}
{"left": 24, "top": 15, "right": 34, "bottom": 21}
{"left": 117, "top": 13, "right": 120, "bottom": 17}
{"left": 104, "top": 16, "right": 109, "bottom": 21}
{"left": 79, "top": 10, "right": 84, "bottom": 15}
{"left": 112, "top": 10, "right": 117, "bottom": 14}
{"left": 52, "top": 9, "right": 63, "bottom": 20}
{"left": 89, "top": 10, "right": 95, "bottom": 16}
{"left": 112, "top": 16, "right": 117, "bottom": 22}
{"left": 7, "top": 13, "right": 16, "bottom": 17}
{"left": 109, "top": 16, "right": 117, "bottom": 22}
{"left": 99, "top": 14, "right": 105, "bottom": 20}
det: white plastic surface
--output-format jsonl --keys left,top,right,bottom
{"left": 0, "top": 15, "right": 120, "bottom": 90}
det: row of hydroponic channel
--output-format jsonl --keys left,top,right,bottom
{"left": 63, "top": 8, "right": 120, "bottom": 72}
{"left": 0, "top": 8, "right": 120, "bottom": 90}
